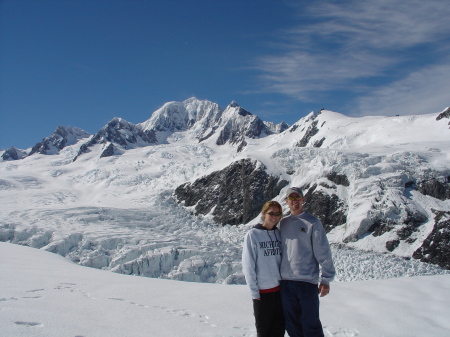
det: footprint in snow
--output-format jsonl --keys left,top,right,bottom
{"left": 324, "top": 325, "right": 359, "bottom": 336}
{"left": 107, "top": 297, "right": 218, "bottom": 328}
{"left": 15, "top": 321, "right": 43, "bottom": 327}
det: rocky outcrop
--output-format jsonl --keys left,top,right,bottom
{"left": 296, "top": 120, "right": 319, "bottom": 147}
{"left": 138, "top": 98, "right": 278, "bottom": 151}
{"left": 214, "top": 102, "right": 274, "bottom": 151}
{"left": 436, "top": 107, "right": 450, "bottom": 121}
{"left": 174, "top": 158, "right": 289, "bottom": 225}
{"left": 379, "top": 211, "right": 428, "bottom": 252}
{"left": 29, "top": 126, "right": 90, "bottom": 156}
{"left": 303, "top": 183, "right": 347, "bottom": 233}
{"left": 327, "top": 172, "right": 350, "bottom": 187}
{"left": 413, "top": 210, "right": 450, "bottom": 269}
{"left": 74, "top": 118, "right": 157, "bottom": 160}
{"left": 100, "top": 143, "right": 115, "bottom": 158}
{"left": 1, "top": 147, "right": 27, "bottom": 161}
{"left": 416, "top": 177, "right": 450, "bottom": 201}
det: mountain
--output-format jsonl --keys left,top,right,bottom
{"left": 0, "top": 99, "right": 449, "bottom": 284}
{"left": 29, "top": 126, "right": 91, "bottom": 156}
{"left": 138, "top": 98, "right": 275, "bottom": 152}
{"left": 74, "top": 117, "right": 157, "bottom": 160}
{"left": 138, "top": 97, "right": 223, "bottom": 141}
{"left": 1, "top": 147, "right": 28, "bottom": 161}
{"left": 1, "top": 126, "right": 90, "bottom": 160}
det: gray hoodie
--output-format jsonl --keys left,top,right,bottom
{"left": 279, "top": 212, "right": 335, "bottom": 285}
{"left": 242, "top": 224, "right": 282, "bottom": 299}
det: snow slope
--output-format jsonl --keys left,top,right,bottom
{"left": 1, "top": 242, "right": 449, "bottom": 337}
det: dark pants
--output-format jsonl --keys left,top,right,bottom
{"left": 253, "top": 291, "right": 285, "bottom": 337}
{"left": 280, "top": 280, "right": 323, "bottom": 337}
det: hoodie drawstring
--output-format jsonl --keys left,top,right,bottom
{"left": 266, "top": 230, "right": 280, "bottom": 255}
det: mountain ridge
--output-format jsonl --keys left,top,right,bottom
{"left": 1, "top": 99, "right": 449, "bottom": 282}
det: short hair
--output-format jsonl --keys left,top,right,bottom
{"left": 260, "top": 200, "right": 282, "bottom": 221}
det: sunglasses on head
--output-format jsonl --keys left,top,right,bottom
{"left": 266, "top": 212, "right": 282, "bottom": 216}
{"left": 287, "top": 196, "right": 303, "bottom": 201}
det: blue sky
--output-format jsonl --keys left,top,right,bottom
{"left": 1, "top": 0, "right": 449, "bottom": 150}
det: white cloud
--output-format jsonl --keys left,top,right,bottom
{"left": 352, "top": 63, "right": 450, "bottom": 116}
{"left": 255, "top": 0, "right": 450, "bottom": 112}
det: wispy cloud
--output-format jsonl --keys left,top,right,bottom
{"left": 255, "top": 0, "right": 450, "bottom": 115}
{"left": 353, "top": 63, "right": 450, "bottom": 116}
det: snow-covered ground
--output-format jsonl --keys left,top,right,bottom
{"left": 2, "top": 242, "right": 449, "bottom": 337}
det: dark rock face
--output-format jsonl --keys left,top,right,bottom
{"left": 313, "top": 137, "right": 325, "bottom": 147}
{"left": 303, "top": 184, "right": 347, "bottom": 233}
{"left": 397, "top": 211, "right": 428, "bottom": 240}
{"left": 88, "top": 118, "right": 157, "bottom": 147}
{"left": 174, "top": 158, "right": 289, "bottom": 226}
{"left": 416, "top": 177, "right": 450, "bottom": 201}
{"left": 100, "top": 143, "right": 115, "bottom": 158}
{"left": 289, "top": 124, "right": 299, "bottom": 133}
{"left": 368, "top": 210, "right": 427, "bottom": 246}
{"left": 30, "top": 126, "right": 68, "bottom": 155}
{"left": 75, "top": 118, "right": 157, "bottom": 160}
{"left": 369, "top": 220, "right": 395, "bottom": 237}
{"left": 413, "top": 211, "right": 450, "bottom": 269}
{"left": 327, "top": 172, "right": 350, "bottom": 187}
{"left": 1, "top": 147, "right": 19, "bottom": 160}
{"left": 230, "top": 102, "right": 252, "bottom": 117}
{"left": 436, "top": 107, "right": 450, "bottom": 121}
{"left": 386, "top": 239, "right": 400, "bottom": 252}
{"left": 216, "top": 121, "right": 235, "bottom": 146}
{"left": 29, "top": 126, "right": 90, "bottom": 155}
{"left": 215, "top": 115, "right": 272, "bottom": 147}
{"left": 296, "top": 120, "right": 319, "bottom": 147}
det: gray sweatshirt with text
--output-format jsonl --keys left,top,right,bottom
{"left": 279, "top": 212, "right": 335, "bottom": 285}
{"left": 242, "top": 224, "right": 282, "bottom": 299}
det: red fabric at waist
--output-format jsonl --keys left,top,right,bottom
{"left": 259, "top": 286, "right": 280, "bottom": 293}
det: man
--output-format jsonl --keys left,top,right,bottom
{"left": 279, "top": 187, "right": 335, "bottom": 337}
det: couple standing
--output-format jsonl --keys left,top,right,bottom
{"left": 242, "top": 187, "right": 336, "bottom": 337}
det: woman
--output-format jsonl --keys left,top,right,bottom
{"left": 242, "top": 200, "right": 285, "bottom": 337}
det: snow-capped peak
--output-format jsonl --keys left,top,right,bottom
{"left": 138, "top": 98, "right": 223, "bottom": 133}
{"left": 29, "top": 125, "right": 91, "bottom": 156}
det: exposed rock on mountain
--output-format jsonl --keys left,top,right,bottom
{"left": 75, "top": 118, "right": 157, "bottom": 160}
{"left": 1, "top": 147, "right": 27, "bottom": 161}
{"left": 174, "top": 158, "right": 289, "bottom": 225}
{"left": 413, "top": 210, "right": 450, "bottom": 269}
{"left": 214, "top": 101, "right": 274, "bottom": 151}
{"left": 327, "top": 172, "right": 350, "bottom": 187}
{"left": 29, "top": 126, "right": 90, "bottom": 155}
{"left": 297, "top": 120, "right": 319, "bottom": 147}
{"left": 416, "top": 177, "right": 450, "bottom": 201}
{"left": 436, "top": 106, "right": 450, "bottom": 123}
{"left": 138, "top": 98, "right": 278, "bottom": 152}
{"left": 304, "top": 183, "right": 348, "bottom": 233}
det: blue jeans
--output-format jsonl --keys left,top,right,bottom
{"left": 280, "top": 280, "right": 323, "bottom": 337}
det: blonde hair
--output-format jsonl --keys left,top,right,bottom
{"left": 260, "top": 200, "right": 282, "bottom": 221}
